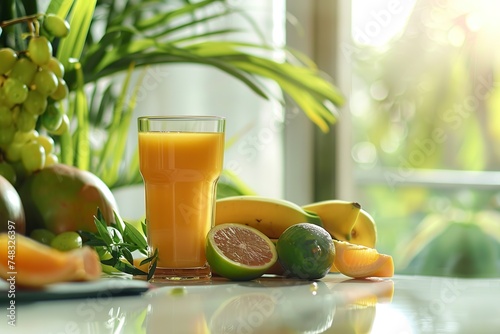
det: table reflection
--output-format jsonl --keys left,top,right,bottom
{"left": 136, "top": 276, "right": 394, "bottom": 334}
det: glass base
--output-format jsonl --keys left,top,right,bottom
{"left": 149, "top": 265, "right": 212, "bottom": 283}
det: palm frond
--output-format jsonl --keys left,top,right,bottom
{"left": 40, "top": 0, "right": 345, "bottom": 191}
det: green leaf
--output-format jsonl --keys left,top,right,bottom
{"left": 94, "top": 216, "right": 113, "bottom": 245}
{"left": 123, "top": 221, "right": 148, "bottom": 250}
{"left": 71, "top": 61, "right": 90, "bottom": 170}
{"left": 113, "top": 260, "right": 147, "bottom": 276}
{"left": 82, "top": 238, "right": 107, "bottom": 247}
{"left": 46, "top": 0, "right": 74, "bottom": 18}
{"left": 56, "top": 0, "right": 96, "bottom": 68}
{"left": 147, "top": 249, "right": 158, "bottom": 281}
{"left": 113, "top": 211, "right": 125, "bottom": 234}
{"left": 101, "top": 258, "right": 117, "bottom": 266}
{"left": 95, "top": 208, "right": 104, "bottom": 222}
{"left": 121, "top": 247, "right": 134, "bottom": 266}
{"left": 96, "top": 63, "right": 140, "bottom": 185}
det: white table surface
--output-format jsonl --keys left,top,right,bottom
{"left": 1, "top": 274, "right": 499, "bottom": 333}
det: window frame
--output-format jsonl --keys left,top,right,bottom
{"left": 285, "top": 0, "right": 355, "bottom": 203}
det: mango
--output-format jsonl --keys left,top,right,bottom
{"left": 19, "top": 164, "right": 118, "bottom": 234}
{"left": 0, "top": 174, "right": 26, "bottom": 234}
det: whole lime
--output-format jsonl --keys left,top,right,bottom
{"left": 276, "top": 223, "right": 335, "bottom": 280}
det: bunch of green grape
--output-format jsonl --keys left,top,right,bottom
{"left": 0, "top": 14, "right": 70, "bottom": 186}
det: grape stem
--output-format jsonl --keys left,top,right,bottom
{"left": 0, "top": 14, "right": 43, "bottom": 29}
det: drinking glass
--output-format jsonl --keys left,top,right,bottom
{"left": 138, "top": 116, "right": 225, "bottom": 281}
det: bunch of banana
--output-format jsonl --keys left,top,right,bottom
{"left": 214, "top": 196, "right": 323, "bottom": 239}
{"left": 302, "top": 200, "right": 377, "bottom": 248}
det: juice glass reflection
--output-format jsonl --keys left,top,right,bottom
{"left": 138, "top": 116, "right": 225, "bottom": 281}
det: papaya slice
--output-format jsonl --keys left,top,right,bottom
{"left": 333, "top": 240, "right": 394, "bottom": 278}
{"left": 0, "top": 233, "right": 101, "bottom": 287}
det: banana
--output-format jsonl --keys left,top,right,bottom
{"left": 302, "top": 200, "right": 362, "bottom": 241}
{"left": 301, "top": 200, "right": 378, "bottom": 248}
{"left": 351, "top": 209, "right": 377, "bottom": 248}
{"left": 215, "top": 195, "right": 323, "bottom": 239}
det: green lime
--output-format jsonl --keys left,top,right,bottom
{"left": 50, "top": 231, "right": 82, "bottom": 251}
{"left": 276, "top": 223, "right": 335, "bottom": 280}
{"left": 206, "top": 223, "right": 278, "bottom": 281}
{"left": 29, "top": 228, "right": 56, "bottom": 246}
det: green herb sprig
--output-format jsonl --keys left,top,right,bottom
{"left": 81, "top": 209, "right": 158, "bottom": 281}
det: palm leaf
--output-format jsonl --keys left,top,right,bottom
{"left": 41, "top": 0, "right": 345, "bottom": 191}
{"left": 56, "top": 0, "right": 96, "bottom": 68}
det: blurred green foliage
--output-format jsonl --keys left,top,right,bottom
{"left": 350, "top": 0, "right": 500, "bottom": 277}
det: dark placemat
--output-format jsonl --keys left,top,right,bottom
{"left": 0, "top": 278, "right": 152, "bottom": 303}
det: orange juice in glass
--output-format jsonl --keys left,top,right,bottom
{"left": 138, "top": 116, "right": 225, "bottom": 281}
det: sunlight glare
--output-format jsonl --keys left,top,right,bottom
{"left": 447, "top": 26, "right": 465, "bottom": 47}
{"left": 370, "top": 304, "right": 414, "bottom": 334}
{"left": 352, "top": 0, "right": 417, "bottom": 47}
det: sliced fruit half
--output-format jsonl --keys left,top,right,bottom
{"left": 0, "top": 233, "right": 101, "bottom": 287}
{"left": 206, "top": 223, "right": 278, "bottom": 281}
{"left": 333, "top": 240, "right": 394, "bottom": 278}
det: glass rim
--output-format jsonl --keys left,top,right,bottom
{"left": 138, "top": 115, "right": 225, "bottom": 122}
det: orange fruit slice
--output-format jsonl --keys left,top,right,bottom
{"left": 333, "top": 240, "right": 394, "bottom": 278}
{"left": 206, "top": 223, "right": 278, "bottom": 281}
{"left": 0, "top": 233, "right": 101, "bottom": 287}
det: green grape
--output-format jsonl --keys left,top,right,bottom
{"left": 51, "top": 231, "right": 82, "bottom": 251}
{"left": 45, "top": 153, "right": 58, "bottom": 167}
{"left": 50, "top": 113, "right": 69, "bottom": 135}
{"left": 35, "top": 134, "right": 54, "bottom": 154}
{"left": 0, "top": 126, "right": 15, "bottom": 145}
{"left": 0, "top": 105, "right": 13, "bottom": 127}
{"left": 0, "top": 48, "right": 18, "bottom": 75}
{"left": 15, "top": 110, "right": 38, "bottom": 132}
{"left": 42, "top": 103, "right": 64, "bottom": 132}
{"left": 9, "top": 58, "right": 38, "bottom": 85}
{"left": 10, "top": 105, "right": 20, "bottom": 123}
{"left": 0, "top": 87, "right": 14, "bottom": 109}
{"left": 30, "top": 229, "right": 56, "bottom": 246}
{"left": 21, "top": 140, "right": 45, "bottom": 172}
{"left": 13, "top": 129, "right": 38, "bottom": 144}
{"left": 23, "top": 89, "right": 48, "bottom": 115}
{"left": 28, "top": 36, "right": 53, "bottom": 66}
{"left": 0, "top": 162, "right": 17, "bottom": 185}
{"left": 2, "top": 77, "right": 28, "bottom": 105}
{"left": 43, "top": 14, "right": 70, "bottom": 38}
{"left": 43, "top": 57, "right": 64, "bottom": 78}
{"left": 32, "top": 68, "right": 58, "bottom": 96}
{"left": 49, "top": 77, "right": 68, "bottom": 101}
{"left": 5, "top": 142, "right": 23, "bottom": 162}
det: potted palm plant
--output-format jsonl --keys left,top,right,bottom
{"left": 0, "top": 0, "right": 344, "bottom": 197}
